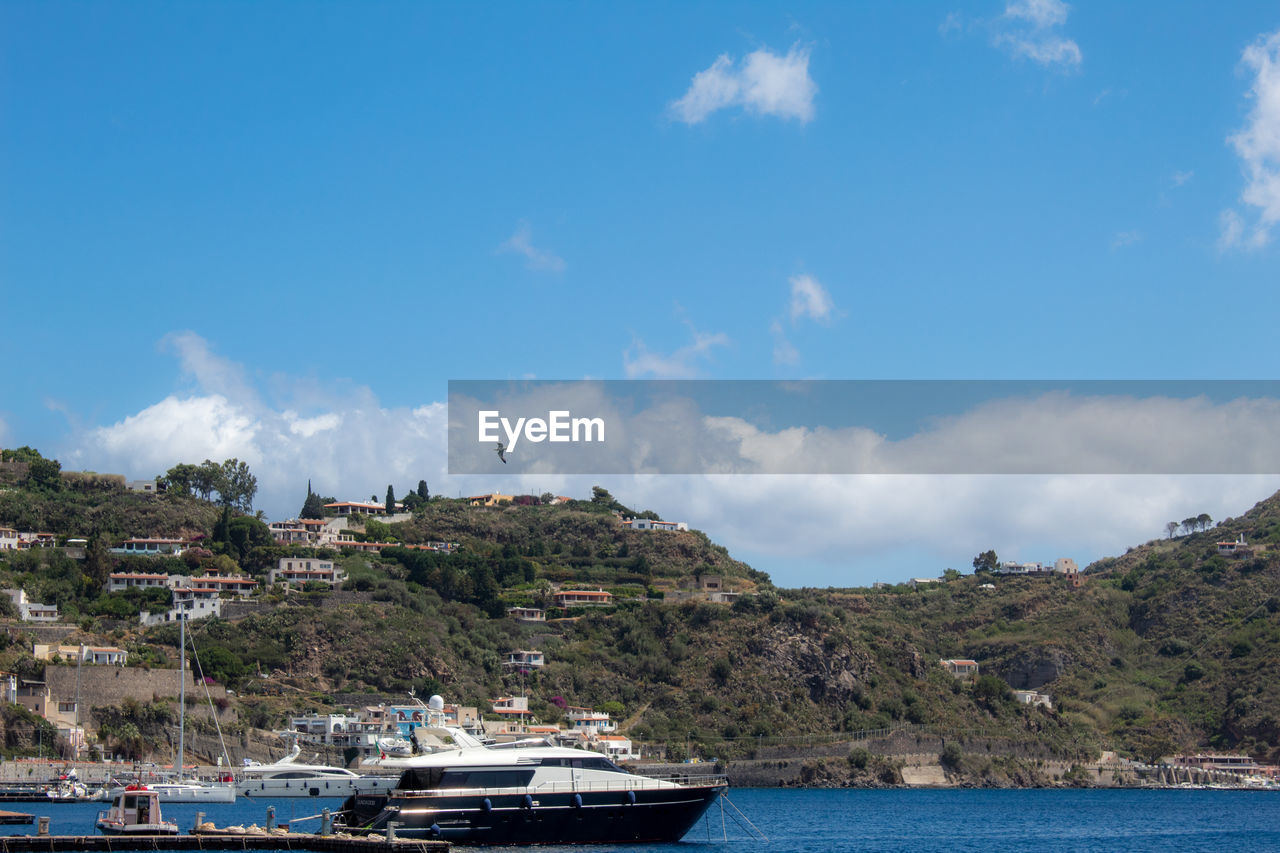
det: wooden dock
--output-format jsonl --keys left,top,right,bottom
{"left": 0, "top": 835, "right": 448, "bottom": 853}
{"left": 0, "top": 812, "right": 32, "bottom": 826}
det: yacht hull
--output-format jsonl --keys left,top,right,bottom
{"left": 344, "top": 784, "right": 725, "bottom": 844}
{"left": 239, "top": 776, "right": 398, "bottom": 799}
{"left": 107, "top": 783, "right": 235, "bottom": 803}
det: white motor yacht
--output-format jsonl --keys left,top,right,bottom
{"left": 239, "top": 743, "right": 398, "bottom": 798}
{"left": 337, "top": 695, "right": 727, "bottom": 844}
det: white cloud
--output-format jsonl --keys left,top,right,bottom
{"left": 770, "top": 320, "right": 799, "bottom": 366}
{"left": 1172, "top": 169, "right": 1194, "bottom": 187}
{"left": 623, "top": 329, "right": 730, "bottom": 379}
{"left": 1222, "top": 29, "right": 1280, "bottom": 250}
{"left": 61, "top": 348, "right": 1280, "bottom": 587}
{"left": 670, "top": 44, "right": 816, "bottom": 125}
{"left": 1111, "top": 230, "right": 1142, "bottom": 249}
{"left": 622, "top": 473, "right": 1280, "bottom": 587}
{"left": 1004, "top": 0, "right": 1068, "bottom": 29}
{"left": 163, "top": 330, "right": 257, "bottom": 403}
{"left": 1218, "top": 208, "right": 1248, "bottom": 251}
{"left": 497, "top": 221, "right": 566, "bottom": 272}
{"left": 993, "top": 0, "right": 1081, "bottom": 68}
{"left": 788, "top": 274, "right": 834, "bottom": 321}
{"left": 939, "top": 12, "right": 964, "bottom": 36}
{"left": 63, "top": 334, "right": 453, "bottom": 520}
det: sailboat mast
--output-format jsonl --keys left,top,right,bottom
{"left": 177, "top": 614, "right": 185, "bottom": 782}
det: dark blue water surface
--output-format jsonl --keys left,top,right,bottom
{"left": 13, "top": 788, "right": 1280, "bottom": 852}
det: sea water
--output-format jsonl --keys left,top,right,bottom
{"left": 12, "top": 788, "right": 1280, "bottom": 852}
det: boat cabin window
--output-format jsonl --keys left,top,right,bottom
{"left": 539, "top": 757, "right": 624, "bottom": 773}
{"left": 437, "top": 769, "right": 536, "bottom": 789}
{"left": 399, "top": 767, "right": 446, "bottom": 790}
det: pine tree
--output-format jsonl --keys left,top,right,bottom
{"left": 213, "top": 505, "right": 232, "bottom": 546}
{"left": 417, "top": 480, "right": 429, "bottom": 500}
{"left": 385, "top": 484, "right": 396, "bottom": 515}
{"left": 300, "top": 480, "right": 325, "bottom": 519}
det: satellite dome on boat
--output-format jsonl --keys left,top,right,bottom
{"left": 428, "top": 694, "right": 444, "bottom": 711}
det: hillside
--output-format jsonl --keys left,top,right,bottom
{"left": 386, "top": 498, "right": 767, "bottom": 591}
{"left": 3, "top": 450, "right": 1280, "bottom": 770}
{"left": 217, "top": 487, "right": 1280, "bottom": 765}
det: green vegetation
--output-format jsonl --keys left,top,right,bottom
{"left": 6, "top": 446, "right": 1280, "bottom": 768}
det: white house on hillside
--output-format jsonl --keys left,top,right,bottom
{"left": 269, "top": 558, "right": 345, "bottom": 587}
{"left": 3, "top": 589, "right": 58, "bottom": 622}
{"left": 622, "top": 518, "right": 688, "bottom": 532}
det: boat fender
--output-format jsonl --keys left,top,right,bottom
{"left": 522, "top": 794, "right": 534, "bottom": 810}
{"left": 572, "top": 793, "right": 583, "bottom": 808}
{"left": 429, "top": 823, "right": 441, "bottom": 837}
{"left": 482, "top": 798, "right": 492, "bottom": 813}
{"left": 626, "top": 790, "right": 636, "bottom": 805}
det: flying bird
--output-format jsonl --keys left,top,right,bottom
{"left": 496, "top": 442, "right": 507, "bottom": 463}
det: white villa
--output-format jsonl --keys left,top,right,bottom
{"left": 269, "top": 558, "right": 345, "bottom": 587}
{"left": 503, "top": 650, "right": 545, "bottom": 669}
{"left": 566, "top": 706, "right": 616, "bottom": 733}
{"left": 593, "top": 734, "right": 635, "bottom": 761}
{"left": 621, "top": 518, "right": 688, "bottom": 532}
{"left": 110, "top": 538, "right": 190, "bottom": 557}
{"left": 107, "top": 572, "right": 173, "bottom": 593}
{"left": 552, "top": 589, "right": 613, "bottom": 607}
{"left": 33, "top": 644, "right": 127, "bottom": 665}
{"left": 3, "top": 589, "right": 58, "bottom": 622}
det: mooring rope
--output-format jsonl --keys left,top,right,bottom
{"left": 720, "top": 792, "right": 768, "bottom": 842}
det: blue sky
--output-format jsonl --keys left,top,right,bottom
{"left": 3, "top": 2, "right": 1280, "bottom": 586}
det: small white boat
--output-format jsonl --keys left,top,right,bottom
{"left": 377, "top": 737, "right": 413, "bottom": 757}
{"left": 95, "top": 786, "right": 179, "bottom": 835}
{"left": 238, "top": 743, "right": 398, "bottom": 798}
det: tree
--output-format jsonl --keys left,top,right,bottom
{"left": 1181, "top": 517, "right": 1198, "bottom": 536}
{"left": 219, "top": 458, "right": 257, "bottom": 511}
{"left": 943, "top": 568, "right": 961, "bottom": 581}
{"left": 27, "top": 456, "right": 62, "bottom": 490}
{"left": 1196, "top": 513, "right": 1212, "bottom": 531}
{"left": 162, "top": 463, "right": 200, "bottom": 496}
{"left": 1165, "top": 522, "right": 1179, "bottom": 539}
{"left": 972, "top": 550, "right": 998, "bottom": 573}
{"left": 385, "top": 485, "right": 396, "bottom": 515}
{"left": 1, "top": 446, "right": 45, "bottom": 464}
{"left": 213, "top": 506, "right": 232, "bottom": 548}
{"left": 300, "top": 481, "right": 325, "bottom": 519}
{"left": 228, "top": 516, "right": 273, "bottom": 564}
{"left": 193, "top": 460, "right": 223, "bottom": 501}
{"left": 417, "top": 480, "right": 429, "bottom": 500}
{"left": 84, "top": 533, "right": 113, "bottom": 588}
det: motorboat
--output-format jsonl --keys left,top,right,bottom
{"left": 337, "top": 696, "right": 727, "bottom": 844}
{"left": 377, "top": 737, "right": 414, "bottom": 757}
{"left": 95, "top": 785, "right": 179, "bottom": 836}
{"left": 238, "top": 743, "right": 399, "bottom": 798}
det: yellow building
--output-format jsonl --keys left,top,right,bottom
{"left": 468, "top": 493, "right": 514, "bottom": 507}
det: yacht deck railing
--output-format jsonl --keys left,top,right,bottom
{"left": 394, "top": 773, "right": 727, "bottom": 799}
